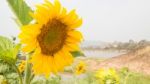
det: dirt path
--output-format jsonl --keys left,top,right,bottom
{"left": 86, "top": 46, "right": 150, "bottom": 75}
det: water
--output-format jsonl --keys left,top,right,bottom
{"left": 83, "top": 50, "right": 125, "bottom": 58}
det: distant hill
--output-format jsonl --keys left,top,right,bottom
{"left": 81, "top": 41, "right": 110, "bottom": 49}
{"left": 81, "top": 40, "right": 150, "bottom": 51}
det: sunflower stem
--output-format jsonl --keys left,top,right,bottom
{"left": 124, "top": 72, "right": 130, "bottom": 84}
{"left": 24, "top": 55, "right": 32, "bottom": 84}
{"left": 30, "top": 74, "right": 35, "bottom": 82}
{"left": 14, "top": 64, "right": 23, "bottom": 84}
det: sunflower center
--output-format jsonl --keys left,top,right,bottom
{"left": 37, "top": 19, "right": 67, "bottom": 56}
{"left": 79, "top": 66, "right": 83, "bottom": 71}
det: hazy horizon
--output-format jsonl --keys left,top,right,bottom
{"left": 1, "top": 0, "right": 150, "bottom": 42}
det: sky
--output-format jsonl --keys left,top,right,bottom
{"left": 1, "top": 0, "right": 150, "bottom": 42}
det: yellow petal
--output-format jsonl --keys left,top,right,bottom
{"left": 48, "top": 56, "right": 58, "bottom": 73}
{"left": 63, "top": 10, "right": 79, "bottom": 25}
{"left": 65, "top": 37, "right": 80, "bottom": 44}
{"left": 54, "top": 53, "right": 64, "bottom": 71}
{"left": 63, "top": 9, "right": 76, "bottom": 23}
{"left": 20, "top": 24, "right": 41, "bottom": 36}
{"left": 59, "top": 7, "right": 67, "bottom": 18}
{"left": 35, "top": 5, "right": 51, "bottom": 22}
{"left": 42, "top": 55, "right": 50, "bottom": 77}
{"left": 31, "top": 54, "right": 43, "bottom": 74}
{"left": 53, "top": 0, "right": 61, "bottom": 16}
{"left": 61, "top": 49, "right": 73, "bottom": 65}
{"left": 67, "top": 31, "right": 83, "bottom": 42}
{"left": 64, "top": 43, "right": 80, "bottom": 51}
{"left": 29, "top": 12, "right": 45, "bottom": 24}
{"left": 70, "top": 18, "right": 83, "bottom": 29}
{"left": 44, "top": 0, "right": 53, "bottom": 8}
{"left": 20, "top": 36, "right": 37, "bottom": 44}
{"left": 43, "top": 0, "right": 55, "bottom": 17}
{"left": 22, "top": 42, "right": 37, "bottom": 52}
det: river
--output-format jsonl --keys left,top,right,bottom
{"left": 83, "top": 50, "right": 126, "bottom": 58}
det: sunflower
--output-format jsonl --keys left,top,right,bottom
{"left": 19, "top": 0, "right": 82, "bottom": 77}
{"left": 18, "top": 60, "right": 26, "bottom": 73}
{"left": 95, "top": 68, "right": 120, "bottom": 84}
{"left": 75, "top": 61, "right": 86, "bottom": 75}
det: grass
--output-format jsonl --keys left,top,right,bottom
{"left": 60, "top": 71, "right": 150, "bottom": 84}
{"left": 124, "top": 72, "right": 150, "bottom": 84}
{"left": 30, "top": 69, "right": 150, "bottom": 84}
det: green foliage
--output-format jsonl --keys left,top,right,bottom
{"left": 5, "top": 73, "right": 19, "bottom": 84}
{"left": 7, "top": 0, "right": 33, "bottom": 25}
{"left": 31, "top": 75, "right": 61, "bottom": 84}
{"left": 0, "top": 36, "right": 20, "bottom": 64}
{"left": 0, "top": 60, "right": 19, "bottom": 84}
{"left": 0, "top": 62, "right": 10, "bottom": 73}
{"left": 82, "top": 72, "right": 99, "bottom": 84}
{"left": 71, "top": 51, "right": 85, "bottom": 57}
{"left": 119, "top": 68, "right": 150, "bottom": 84}
{"left": 61, "top": 73, "right": 99, "bottom": 84}
{"left": 125, "top": 73, "right": 150, "bottom": 84}
{"left": 47, "top": 76, "right": 61, "bottom": 84}
{"left": 0, "top": 75, "right": 8, "bottom": 84}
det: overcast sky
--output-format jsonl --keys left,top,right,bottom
{"left": 1, "top": 0, "right": 150, "bottom": 42}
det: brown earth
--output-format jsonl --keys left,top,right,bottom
{"left": 88, "top": 46, "right": 150, "bottom": 75}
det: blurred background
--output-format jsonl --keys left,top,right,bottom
{"left": 1, "top": 0, "right": 150, "bottom": 58}
{"left": 1, "top": 0, "right": 150, "bottom": 83}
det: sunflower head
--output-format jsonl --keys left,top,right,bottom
{"left": 19, "top": 0, "right": 83, "bottom": 77}
{"left": 95, "top": 68, "right": 120, "bottom": 84}
{"left": 18, "top": 60, "right": 26, "bottom": 73}
{"left": 75, "top": 61, "right": 86, "bottom": 75}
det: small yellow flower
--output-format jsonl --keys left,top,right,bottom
{"left": 0, "top": 75, "right": 8, "bottom": 84}
{"left": 95, "top": 68, "right": 120, "bottom": 84}
{"left": 18, "top": 60, "right": 26, "bottom": 73}
{"left": 75, "top": 61, "right": 86, "bottom": 75}
{"left": 1, "top": 80, "right": 7, "bottom": 84}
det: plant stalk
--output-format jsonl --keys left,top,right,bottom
{"left": 124, "top": 73, "right": 130, "bottom": 84}
{"left": 14, "top": 64, "right": 23, "bottom": 84}
{"left": 24, "top": 55, "right": 31, "bottom": 84}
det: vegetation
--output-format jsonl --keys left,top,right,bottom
{"left": 82, "top": 40, "right": 150, "bottom": 52}
{"left": 28, "top": 67, "right": 150, "bottom": 84}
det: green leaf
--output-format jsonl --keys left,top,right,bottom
{"left": 71, "top": 51, "right": 85, "bottom": 57}
{"left": 0, "top": 36, "right": 13, "bottom": 51}
{"left": 12, "top": 44, "right": 21, "bottom": 59}
{"left": 0, "top": 36, "right": 20, "bottom": 64}
{"left": 7, "top": 0, "right": 33, "bottom": 25}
